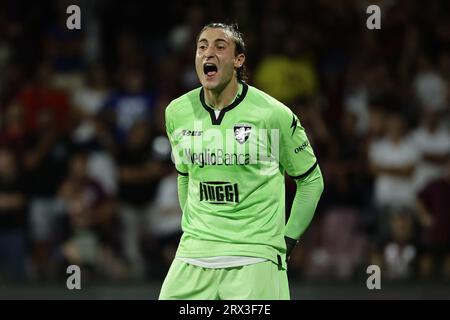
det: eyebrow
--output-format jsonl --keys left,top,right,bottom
{"left": 197, "top": 38, "right": 229, "bottom": 44}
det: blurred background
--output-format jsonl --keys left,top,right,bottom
{"left": 0, "top": 0, "right": 449, "bottom": 299}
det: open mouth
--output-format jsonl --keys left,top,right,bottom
{"left": 203, "top": 63, "right": 218, "bottom": 76}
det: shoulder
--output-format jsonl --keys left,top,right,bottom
{"left": 246, "top": 85, "right": 287, "bottom": 110}
{"left": 165, "top": 87, "right": 202, "bottom": 118}
{"left": 246, "top": 84, "right": 294, "bottom": 121}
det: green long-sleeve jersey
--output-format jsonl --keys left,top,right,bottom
{"left": 165, "top": 82, "right": 321, "bottom": 269}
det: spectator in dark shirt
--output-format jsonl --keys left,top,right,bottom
{"left": 57, "top": 151, "right": 126, "bottom": 280}
{"left": 416, "top": 156, "right": 450, "bottom": 279}
{"left": 117, "top": 121, "right": 169, "bottom": 279}
{"left": 23, "top": 108, "right": 73, "bottom": 280}
{"left": 371, "top": 208, "right": 418, "bottom": 281}
{"left": 0, "top": 147, "right": 28, "bottom": 282}
{"left": 0, "top": 101, "right": 28, "bottom": 158}
{"left": 101, "top": 68, "right": 155, "bottom": 145}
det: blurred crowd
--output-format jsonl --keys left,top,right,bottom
{"left": 0, "top": 0, "right": 449, "bottom": 284}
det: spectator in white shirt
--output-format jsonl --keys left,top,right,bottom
{"left": 414, "top": 56, "right": 447, "bottom": 112}
{"left": 369, "top": 111, "right": 419, "bottom": 210}
{"left": 411, "top": 108, "right": 450, "bottom": 192}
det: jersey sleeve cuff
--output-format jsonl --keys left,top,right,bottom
{"left": 176, "top": 169, "right": 189, "bottom": 176}
{"left": 288, "top": 161, "right": 318, "bottom": 180}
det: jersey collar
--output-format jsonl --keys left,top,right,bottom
{"left": 200, "top": 81, "right": 248, "bottom": 125}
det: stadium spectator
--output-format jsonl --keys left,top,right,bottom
{"left": 17, "top": 62, "right": 71, "bottom": 134}
{"left": 411, "top": 108, "right": 450, "bottom": 192}
{"left": 371, "top": 208, "right": 418, "bottom": 281}
{"left": 117, "top": 121, "right": 170, "bottom": 279}
{"left": 0, "top": 101, "right": 28, "bottom": 157}
{"left": 57, "top": 151, "right": 125, "bottom": 280}
{"left": 23, "top": 108, "right": 73, "bottom": 280}
{"left": 416, "top": 157, "right": 450, "bottom": 279}
{"left": 413, "top": 55, "right": 448, "bottom": 112}
{"left": 369, "top": 110, "right": 419, "bottom": 211}
{"left": 147, "top": 167, "right": 182, "bottom": 272}
{"left": 254, "top": 33, "right": 318, "bottom": 105}
{"left": 101, "top": 67, "right": 155, "bottom": 145}
{"left": 0, "top": 147, "right": 28, "bottom": 282}
{"left": 71, "top": 64, "right": 111, "bottom": 146}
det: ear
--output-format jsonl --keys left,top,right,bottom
{"left": 234, "top": 53, "right": 246, "bottom": 69}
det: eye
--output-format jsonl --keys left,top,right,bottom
{"left": 198, "top": 44, "right": 207, "bottom": 50}
{"left": 217, "top": 45, "right": 225, "bottom": 50}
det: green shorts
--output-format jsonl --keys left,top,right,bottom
{"left": 159, "top": 259, "right": 290, "bottom": 300}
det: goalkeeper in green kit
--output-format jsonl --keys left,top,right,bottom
{"left": 159, "top": 22, "right": 324, "bottom": 300}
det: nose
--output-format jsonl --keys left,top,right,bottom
{"left": 204, "top": 45, "right": 215, "bottom": 58}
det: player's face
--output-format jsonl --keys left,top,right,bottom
{"left": 195, "top": 28, "right": 245, "bottom": 91}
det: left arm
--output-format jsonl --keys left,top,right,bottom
{"left": 284, "top": 164, "right": 324, "bottom": 255}
{"left": 275, "top": 103, "right": 324, "bottom": 258}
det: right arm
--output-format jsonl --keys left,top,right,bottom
{"left": 177, "top": 174, "right": 189, "bottom": 210}
{"left": 416, "top": 198, "right": 434, "bottom": 228}
{"left": 165, "top": 105, "right": 189, "bottom": 210}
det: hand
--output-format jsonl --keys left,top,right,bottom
{"left": 285, "top": 236, "right": 298, "bottom": 262}
{"left": 419, "top": 213, "right": 434, "bottom": 228}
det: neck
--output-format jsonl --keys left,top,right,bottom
{"left": 204, "top": 78, "right": 239, "bottom": 110}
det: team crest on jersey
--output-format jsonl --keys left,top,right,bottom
{"left": 234, "top": 124, "right": 252, "bottom": 144}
